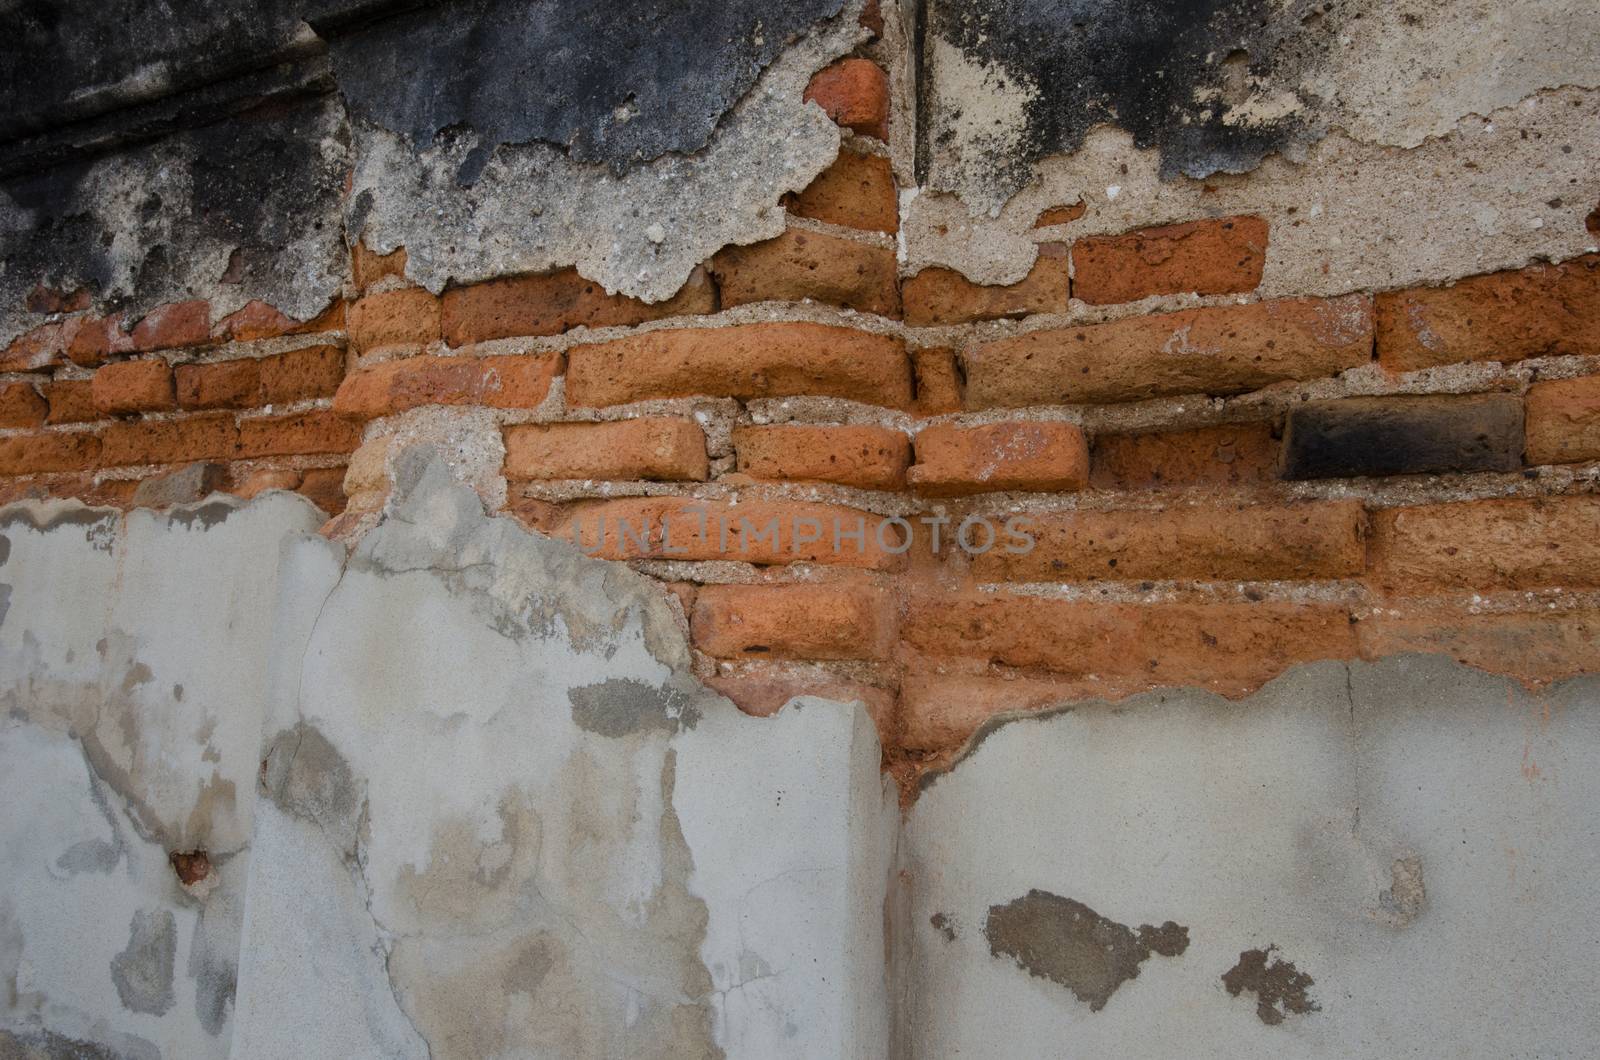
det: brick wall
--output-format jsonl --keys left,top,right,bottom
{"left": 3, "top": 48, "right": 1598, "bottom": 795}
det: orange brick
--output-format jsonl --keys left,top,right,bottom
{"left": 1371, "top": 496, "right": 1600, "bottom": 590}
{"left": 353, "top": 242, "right": 408, "bottom": 289}
{"left": 972, "top": 501, "right": 1367, "bottom": 582}
{"left": 233, "top": 468, "right": 303, "bottom": 498}
{"left": 908, "top": 421, "right": 1088, "bottom": 496}
{"left": 1357, "top": 604, "right": 1600, "bottom": 685}
{"left": 0, "top": 431, "right": 102, "bottom": 474}
{"left": 67, "top": 313, "right": 135, "bottom": 367}
{"left": 129, "top": 300, "right": 211, "bottom": 351}
{"left": 1377, "top": 255, "right": 1600, "bottom": 372}
{"left": 785, "top": 150, "right": 898, "bottom": 233}
{"left": 296, "top": 467, "right": 348, "bottom": 514}
{"left": 691, "top": 583, "right": 892, "bottom": 661}
{"left": 503, "top": 419, "right": 708, "bottom": 481}
{"left": 548, "top": 497, "right": 906, "bottom": 570}
{"left": 912, "top": 346, "right": 963, "bottom": 415}
{"left": 903, "top": 247, "right": 1070, "bottom": 326}
{"left": 211, "top": 300, "right": 301, "bottom": 343}
{"left": 733, "top": 424, "right": 909, "bottom": 489}
{"left": 1089, "top": 422, "right": 1280, "bottom": 490}
{"left": 2, "top": 319, "right": 83, "bottom": 372}
{"left": 99, "top": 414, "right": 237, "bottom": 467}
{"left": 900, "top": 593, "right": 1357, "bottom": 693}
{"left": 333, "top": 353, "right": 559, "bottom": 417}
{"left": 1525, "top": 374, "right": 1600, "bottom": 465}
{"left": 238, "top": 411, "right": 362, "bottom": 457}
{"left": 440, "top": 266, "right": 715, "bottom": 347}
{"left": 1033, "top": 201, "right": 1086, "bottom": 228}
{"left": 92, "top": 359, "right": 176, "bottom": 415}
{"left": 1071, "top": 216, "right": 1268, "bottom": 305}
{"left": 965, "top": 294, "right": 1374, "bottom": 408}
{"left": 804, "top": 58, "right": 889, "bottom": 140}
{"left": 43, "top": 380, "right": 100, "bottom": 425}
{"left": 900, "top": 674, "right": 1082, "bottom": 754}
{"left": 176, "top": 359, "right": 260, "bottom": 410}
{"left": 0, "top": 382, "right": 47, "bottom": 428}
{"left": 565, "top": 322, "right": 912, "bottom": 409}
{"left": 259, "top": 345, "right": 346, "bottom": 403}
{"left": 711, "top": 228, "right": 900, "bottom": 317}
{"left": 347, "top": 288, "right": 441, "bottom": 352}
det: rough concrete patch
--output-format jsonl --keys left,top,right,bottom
{"left": 903, "top": 88, "right": 1600, "bottom": 297}
{"left": 930, "top": 911, "right": 957, "bottom": 941}
{"left": 1221, "top": 945, "right": 1318, "bottom": 1025}
{"left": 920, "top": 0, "right": 1600, "bottom": 214}
{"left": 331, "top": 0, "right": 844, "bottom": 182}
{"left": 567, "top": 676, "right": 701, "bottom": 737}
{"left": 0, "top": 92, "right": 348, "bottom": 347}
{"left": 260, "top": 722, "right": 362, "bottom": 858}
{"left": 984, "top": 889, "right": 1189, "bottom": 1011}
{"left": 1378, "top": 856, "right": 1427, "bottom": 927}
{"left": 109, "top": 908, "right": 177, "bottom": 1017}
{"left": 348, "top": 1, "right": 865, "bottom": 301}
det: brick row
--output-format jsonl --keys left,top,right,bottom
{"left": 0, "top": 410, "right": 361, "bottom": 473}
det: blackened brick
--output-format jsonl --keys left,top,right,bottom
{"left": 1281, "top": 394, "right": 1523, "bottom": 480}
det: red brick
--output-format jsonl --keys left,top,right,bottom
{"left": 965, "top": 294, "right": 1374, "bottom": 408}
{"left": 503, "top": 419, "right": 708, "bottom": 481}
{"left": 353, "top": 242, "right": 408, "bottom": 289}
{"left": 900, "top": 593, "right": 1357, "bottom": 693}
{"left": 440, "top": 266, "right": 716, "bottom": 347}
{"left": 785, "top": 150, "right": 898, "bottom": 233}
{"left": 296, "top": 467, "right": 348, "bottom": 514}
{"left": 1525, "top": 374, "right": 1600, "bottom": 465}
{"left": 804, "top": 59, "right": 889, "bottom": 140}
{"left": 911, "top": 346, "right": 963, "bottom": 415}
{"left": 129, "top": 300, "right": 211, "bottom": 351}
{"left": 1033, "top": 201, "right": 1086, "bottom": 228}
{"left": 259, "top": 345, "right": 346, "bottom": 403}
{"left": 900, "top": 674, "right": 1083, "bottom": 754}
{"left": 238, "top": 411, "right": 362, "bottom": 457}
{"left": 1357, "top": 604, "right": 1600, "bottom": 685}
{"left": 0, "top": 382, "right": 47, "bottom": 428}
{"left": 547, "top": 497, "right": 907, "bottom": 570}
{"left": 565, "top": 322, "right": 912, "bottom": 409}
{"left": 67, "top": 313, "right": 135, "bottom": 367}
{"left": 1371, "top": 496, "right": 1600, "bottom": 590}
{"left": 347, "top": 288, "right": 441, "bottom": 352}
{"left": 1089, "top": 422, "right": 1279, "bottom": 490}
{"left": 211, "top": 299, "right": 343, "bottom": 343}
{"left": 92, "top": 359, "right": 176, "bottom": 415}
{"left": 907, "top": 421, "right": 1088, "bottom": 496}
{"left": 333, "top": 353, "right": 559, "bottom": 417}
{"left": 903, "top": 247, "right": 1070, "bottom": 326}
{"left": 2, "top": 319, "right": 83, "bottom": 372}
{"left": 233, "top": 468, "right": 302, "bottom": 498}
{"left": 711, "top": 228, "right": 900, "bottom": 317}
{"left": 43, "top": 380, "right": 100, "bottom": 425}
{"left": 0, "top": 431, "right": 102, "bottom": 474}
{"left": 176, "top": 359, "right": 260, "bottom": 410}
{"left": 691, "top": 583, "right": 893, "bottom": 661}
{"left": 733, "top": 424, "right": 909, "bottom": 489}
{"left": 971, "top": 501, "right": 1367, "bottom": 582}
{"left": 25, "top": 285, "right": 89, "bottom": 314}
{"left": 100, "top": 415, "right": 238, "bottom": 467}
{"left": 1071, "top": 216, "right": 1269, "bottom": 305}
{"left": 1376, "top": 255, "right": 1600, "bottom": 372}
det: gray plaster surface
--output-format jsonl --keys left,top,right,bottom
{"left": 903, "top": 658, "right": 1600, "bottom": 1058}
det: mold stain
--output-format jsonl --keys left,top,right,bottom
{"left": 1221, "top": 944, "right": 1319, "bottom": 1024}
{"left": 983, "top": 889, "right": 1189, "bottom": 1011}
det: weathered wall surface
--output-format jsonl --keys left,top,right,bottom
{"left": 2, "top": 0, "right": 1599, "bottom": 1054}
{"left": 1, "top": 460, "right": 894, "bottom": 1057}
{"left": 904, "top": 658, "right": 1600, "bottom": 1057}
